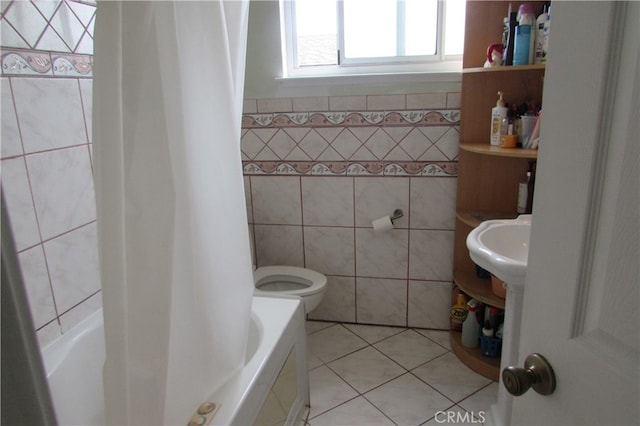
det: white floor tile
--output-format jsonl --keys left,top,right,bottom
{"left": 308, "top": 365, "right": 358, "bottom": 418}
{"left": 458, "top": 382, "right": 499, "bottom": 415}
{"left": 327, "top": 346, "right": 405, "bottom": 393}
{"left": 415, "top": 328, "right": 452, "bottom": 350}
{"left": 343, "top": 323, "right": 404, "bottom": 344}
{"left": 364, "top": 373, "right": 454, "bottom": 425}
{"left": 308, "top": 324, "right": 368, "bottom": 363}
{"left": 412, "top": 352, "right": 492, "bottom": 403}
{"left": 374, "top": 329, "right": 448, "bottom": 370}
{"left": 309, "top": 396, "right": 394, "bottom": 426}
{"left": 306, "top": 320, "right": 336, "bottom": 335}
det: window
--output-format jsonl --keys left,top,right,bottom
{"left": 281, "top": 0, "right": 466, "bottom": 78}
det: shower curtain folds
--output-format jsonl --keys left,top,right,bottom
{"left": 93, "top": 2, "right": 253, "bottom": 424}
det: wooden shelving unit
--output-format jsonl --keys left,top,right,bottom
{"left": 451, "top": 0, "right": 546, "bottom": 381}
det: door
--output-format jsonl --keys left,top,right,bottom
{"left": 511, "top": 2, "right": 639, "bottom": 425}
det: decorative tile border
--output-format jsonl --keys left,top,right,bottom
{"left": 1, "top": 49, "right": 93, "bottom": 77}
{"left": 242, "top": 161, "right": 457, "bottom": 177}
{"left": 243, "top": 110, "right": 460, "bottom": 128}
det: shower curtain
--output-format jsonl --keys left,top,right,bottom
{"left": 92, "top": 2, "right": 253, "bottom": 424}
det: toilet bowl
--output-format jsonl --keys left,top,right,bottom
{"left": 253, "top": 266, "right": 327, "bottom": 314}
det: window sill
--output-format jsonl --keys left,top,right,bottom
{"left": 277, "top": 70, "right": 462, "bottom": 88}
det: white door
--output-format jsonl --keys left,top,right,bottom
{"left": 510, "top": 2, "right": 639, "bottom": 425}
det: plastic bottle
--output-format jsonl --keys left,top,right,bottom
{"left": 542, "top": 5, "right": 551, "bottom": 63}
{"left": 450, "top": 293, "right": 468, "bottom": 332}
{"left": 517, "top": 172, "right": 529, "bottom": 214}
{"left": 490, "top": 91, "right": 508, "bottom": 146}
{"left": 534, "top": 5, "right": 548, "bottom": 64}
{"left": 513, "top": 3, "right": 536, "bottom": 65}
{"left": 462, "top": 299, "right": 480, "bottom": 348}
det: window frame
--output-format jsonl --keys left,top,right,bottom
{"left": 280, "top": 0, "right": 464, "bottom": 79}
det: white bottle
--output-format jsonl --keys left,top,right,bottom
{"left": 462, "top": 299, "right": 480, "bottom": 348}
{"left": 542, "top": 5, "right": 551, "bottom": 63}
{"left": 534, "top": 5, "right": 548, "bottom": 64}
{"left": 490, "top": 91, "right": 508, "bottom": 146}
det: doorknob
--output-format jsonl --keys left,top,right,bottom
{"left": 502, "top": 353, "right": 556, "bottom": 396}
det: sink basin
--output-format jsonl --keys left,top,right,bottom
{"left": 466, "top": 215, "right": 531, "bottom": 289}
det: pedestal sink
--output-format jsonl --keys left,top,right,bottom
{"left": 466, "top": 214, "right": 531, "bottom": 289}
{"left": 466, "top": 215, "right": 531, "bottom": 426}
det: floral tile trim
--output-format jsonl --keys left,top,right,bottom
{"left": 243, "top": 161, "right": 457, "bottom": 177}
{"left": 242, "top": 110, "right": 460, "bottom": 129}
{"left": 1, "top": 49, "right": 92, "bottom": 77}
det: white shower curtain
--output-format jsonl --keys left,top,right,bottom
{"left": 92, "top": 2, "right": 253, "bottom": 424}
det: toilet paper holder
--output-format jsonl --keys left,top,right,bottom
{"left": 390, "top": 209, "right": 404, "bottom": 223}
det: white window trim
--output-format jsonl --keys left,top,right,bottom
{"left": 280, "top": 0, "right": 463, "bottom": 81}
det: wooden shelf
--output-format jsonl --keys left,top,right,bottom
{"left": 460, "top": 143, "right": 538, "bottom": 159}
{"left": 463, "top": 64, "right": 546, "bottom": 74}
{"left": 456, "top": 210, "right": 518, "bottom": 228}
{"left": 450, "top": 331, "right": 501, "bottom": 381}
{"left": 454, "top": 269, "right": 505, "bottom": 309}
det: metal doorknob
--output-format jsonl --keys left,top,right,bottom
{"left": 502, "top": 353, "right": 556, "bottom": 396}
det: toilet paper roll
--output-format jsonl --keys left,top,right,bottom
{"left": 372, "top": 216, "right": 394, "bottom": 232}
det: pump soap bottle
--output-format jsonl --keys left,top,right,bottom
{"left": 490, "top": 91, "right": 508, "bottom": 146}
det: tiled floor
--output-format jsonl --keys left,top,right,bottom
{"left": 304, "top": 321, "right": 498, "bottom": 426}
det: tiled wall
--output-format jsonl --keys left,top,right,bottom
{"left": 1, "top": 0, "right": 459, "bottom": 344}
{"left": 1, "top": 0, "right": 98, "bottom": 348}
{"left": 242, "top": 94, "right": 460, "bottom": 329}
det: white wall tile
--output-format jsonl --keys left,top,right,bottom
{"left": 407, "top": 280, "right": 451, "bottom": 329}
{"left": 354, "top": 177, "right": 409, "bottom": 228}
{"left": 26, "top": 146, "right": 96, "bottom": 240}
{"left": 447, "top": 92, "right": 462, "bottom": 109}
{"left": 3, "top": 1, "right": 48, "bottom": 47}
{"left": 79, "top": 78, "right": 92, "bottom": 142}
{"left": 257, "top": 98, "right": 292, "bottom": 113}
{"left": 302, "top": 177, "right": 354, "bottom": 226}
{"left": 254, "top": 224, "right": 304, "bottom": 267}
{"left": 251, "top": 176, "right": 301, "bottom": 225}
{"left": 12, "top": 78, "right": 87, "bottom": 152}
{"left": 18, "top": 245, "right": 57, "bottom": 329}
{"left": 409, "top": 230, "right": 454, "bottom": 281}
{"left": 329, "top": 95, "right": 366, "bottom": 111}
{"left": 292, "top": 96, "right": 328, "bottom": 112}
{"left": 355, "top": 228, "right": 408, "bottom": 279}
{"left": 1, "top": 78, "right": 23, "bottom": 158}
{"left": 304, "top": 226, "right": 354, "bottom": 276}
{"left": 406, "top": 93, "right": 447, "bottom": 109}
{"left": 308, "top": 275, "right": 355, "bottom": 323}
{"left": 59, "top": 291, "right": 102, "bottom": 333}
{"left": 367, "top": 94, "right": 405, "bottom": 111}
{"left": 1, "top": 157, "right": 41, "bottom": 250}
{"left": 410, "top": 178, "right": 457, "bottom": 230}
{"left": 356, "top": 277, "right": 407, "bottom": 326}
{"left": 44, "top": 223, "right": 100, "bottom": 314}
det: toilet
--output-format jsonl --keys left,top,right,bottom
{"left": 253, "top": 266, "right": 327, "bottom": 314}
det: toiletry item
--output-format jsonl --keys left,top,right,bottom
{"left": 500, "top": 134, "right": 518, "bottom": 149}
{"left": 517, "top": 172, "right": 529, "bottom": 214}
{"left": 462, "top": 299, "right": 480, "bottom": 348}
{"left": 496, "top": 323, "right": 504, "bottom": 339}
{"left": 513, "top": 24, "right": 532, "bottom": 65}
{"left": 482, "top": 321, "right": 494, "bottom": 337}
{"left": 534, "top": 5, "right": 548, "bottom": 64}
{"left": 502, "top": 4, "right": 518, "bottom": 66}
{"left": 490, "top": 92, "right": 508, "bottom": 146}
{"left": 519, "top": 115, "right": 538, "bottom": 148}
{"left": 526, "top": 162, "right": 536, "bottom": 213}
{"left": 450, "top": 293, "right": 468, "bottom": 331}
{"left": 542, "top": 5, "right": 551, "bottom": 63}
{"left": 517, "top": 3, "right": 537, "bottom": 64}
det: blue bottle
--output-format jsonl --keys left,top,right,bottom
{"left": 513, "top": 25, "right": 532, "bottom": 65}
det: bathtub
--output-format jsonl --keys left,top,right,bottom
{"left": 42, "top": 295, "right": 309, "bottom": 425}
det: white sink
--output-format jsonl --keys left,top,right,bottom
{"left": 466, "top": 215, "right": 531, "bottom": 289}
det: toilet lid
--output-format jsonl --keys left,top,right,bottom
{"left": 254, "top": 266, "right": 327, "bottom": 296}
